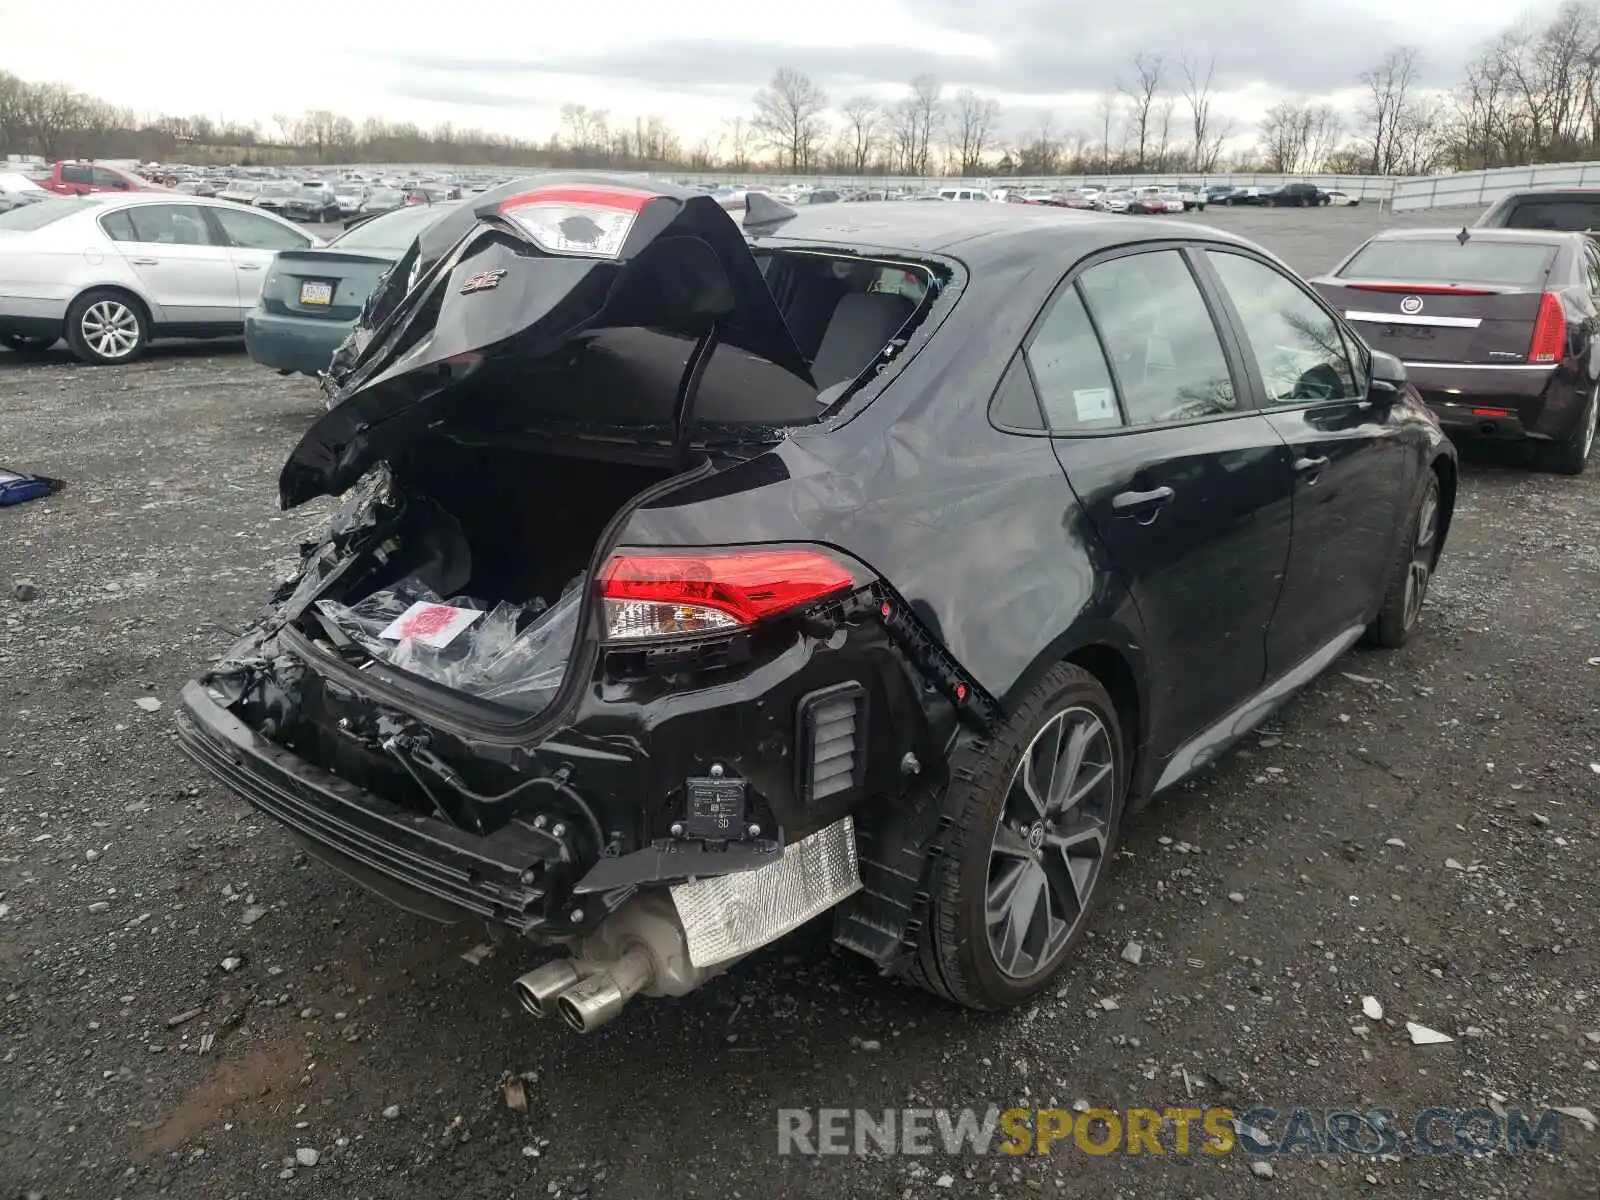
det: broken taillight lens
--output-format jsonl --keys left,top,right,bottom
{"left": 598, "top": 548, "right": 860, "bottom": 642}
{"left": 496, "top": 185, "right": 654, "bottom": 258}
{"left": 1528, "top": 292, "right": 1566, "bottom": 364}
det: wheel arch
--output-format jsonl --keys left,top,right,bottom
{"left": 1000, "top": 620, "right": 1152, "bottom": 803}
{"left": 1429, "top": 451, "right": 1458, "bottom": 559}
{"left": 69, "top": 282, "right": 159, "bottom": 331}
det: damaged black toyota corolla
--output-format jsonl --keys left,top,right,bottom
{"left": 179, "top": 175, "right": 1457, "bottom": 1032}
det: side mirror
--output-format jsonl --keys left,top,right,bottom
{"left": 1367, "top": 349, "right": 1407, "bottom": 403}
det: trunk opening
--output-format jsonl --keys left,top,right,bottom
{"left": 291, "top": 441, "right": 688, "bottom": 715}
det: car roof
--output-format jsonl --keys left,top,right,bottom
{"left": 1364, "top": 226, "right": 1581, "bottom": 244}
{"left": 1496, "top": 188, "right": 1600, "bottom": 199}
{"left": 753, "top": 200, "right": 1257, "bottom": 263}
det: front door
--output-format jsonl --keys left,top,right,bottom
{"left": 98, "top": 203, "right": 239, "bottom": 326}
{"left": 1028, "top": 246, "right": 1295, "bottom": 753}
{"left": 1198, "top": 248, "right": 1411, "bottom": 673}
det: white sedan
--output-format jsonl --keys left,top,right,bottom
{"left": 0, "top": 192, "right": 319, "bottom": 364}
{"left": 1323, "top": 190, "right": 1362, "bottom": 207}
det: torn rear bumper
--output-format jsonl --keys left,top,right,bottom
{"left": 176, "top": 681, "right": 553, "bottom": 932}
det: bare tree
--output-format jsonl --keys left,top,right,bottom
{"left": 839, "top": 95, "right": 881, "bottom": 174}
{"left": 1094, "top": 90, "right": 1120, "bottom": 170}
{"left": 949, "top": 88, "right": 1000, "bottom": 175}
{"left": 752, "top": 67, "right": 829, "bottom": 171}
{"left": 1117, "top": 52, "right": 1165, "bottom": 169}
{"left": 1179, "top": 55, "right": 1229, "bottom": 172}
{"left": 1018, "top": 114, "right": 1062, "bottom": 175}
{"left": 1153, "top": 95, "right": 1176, "bottom": 170}
{"left": 899, "top": 74, "right": 944, "bottom": 175}
{"left": 723, "top": 117, "right": 754, "bottom": 172}
{"left": 1360, "top": 46, "right": 1421, "bottom": 174}
{"left": 1257, "top": 100, "right": 1342, "bottom": 172}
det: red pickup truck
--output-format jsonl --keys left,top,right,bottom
{"left": 39, "top": 161, "right": 159, "bottom": 196}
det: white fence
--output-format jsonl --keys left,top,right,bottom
{"left": 1392, "top": 161, "right": 1600, "bottom": 211}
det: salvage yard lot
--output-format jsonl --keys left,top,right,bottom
{"left": 2, "top": 204, "right": 1598, "bottom": 1200}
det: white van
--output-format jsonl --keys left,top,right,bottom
{"left": 937, "top": 187, "right": 990, "bottom": 202}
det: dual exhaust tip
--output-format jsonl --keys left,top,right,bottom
{"left": 514, "top": 946, "right": 655, "bottom": 1034}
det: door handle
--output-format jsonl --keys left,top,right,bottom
{"left": 129, "top": 257, "right": 158, "bottom": 266}
{"left": 1293, "top": 455, "right": 1330, "bottom": 473}
{"left": 1111, "top": 485, "right": 1175, "bottom": 520}
{"left": 237, "top": 263, "right": 262, "bottom": 271}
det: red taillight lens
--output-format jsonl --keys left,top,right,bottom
{"left": 1528, "top": 292, "right": 1566, "bottom": 364}
{"left": 1344, "top": 283, "right": 1495, "bottom": 296}
{"left": 598, "top": 548, "right": 859, "bottom": 642}
{"left": 495, "top": 185, "right": 655, "bottom": 258}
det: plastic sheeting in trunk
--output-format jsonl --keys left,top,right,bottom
{"left": 314, "top": 574, "right": 581, "bottom": 711}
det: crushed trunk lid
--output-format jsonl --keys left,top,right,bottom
{"left": 280, "top": 175, "right": 814, "bottom": 508}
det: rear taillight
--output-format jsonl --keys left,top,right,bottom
{"left": 598, "top": 548, "right": 861, "bottom": 642}
{"left": 495, "top": 185, "right": 656, "bottom": 259}
{"left": 1528, "top": 292, "right": 1566, "bottom": 364}
{"left": 1342, "top": 283, "right": 1495, "bottom": 296}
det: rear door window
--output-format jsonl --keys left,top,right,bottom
{"left": 1023, "top": 284, "right": 1122, "bottom": 431}
{"left": 101, "top": 203, "right": 216, "bottom": 246}
{"left": 60, "top": 163, "right": 91, "bottom": 185}
{"left": 1075, "top": 249, "right": 1238, "bottom": 426}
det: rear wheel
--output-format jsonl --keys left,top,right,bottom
{"left": 1540, "top": 385, "right": 1596, "bottom": 475}
{"left": 909, "top": 664, "right": 1125, "bottom": 1010}
{"left": 65, "top": 290, "right": 147, "bottom": 364}
{"left": 1367, "top": 473, "right": 1441, "bottom": 648}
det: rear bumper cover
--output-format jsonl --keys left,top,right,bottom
{"left": 244, "top": 309, "right": 348, "bottom": 376}
{"left": 176, "top": 681, "right": 553, "bottom": 932}
{"left": 1402, "top": 362, "right": 1585, "bottom": 440}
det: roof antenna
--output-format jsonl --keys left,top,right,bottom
{"left": 742, "top": 191, "right": 798, "bottom": 233}
{"left": 1456, "top": 227, "right": 1471, "bottom": 245}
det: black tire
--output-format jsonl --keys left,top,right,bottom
{"left": 65, "top": 289, "right": 148, "bottom": 365}
{"left": 0, "top": 332, "right": 56, "bottom": 356}
{"left": 1539, "top": 385, "right": 1596, "bottom": 475}
{"left": 1366, "top": 472, "right": 1442, "bottom": 648}
{"left": 908, "top": 663, "right": 1126, "bottom": 1010}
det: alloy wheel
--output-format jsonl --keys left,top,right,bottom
{"left": 985, "top": 705, "right": 1116, "bottom": 980}
{"left": 1403, "top": 485, "right": 1440, "bottom": 630}
{"left": 80, "top": 300, "right": 140, "bottom": 360}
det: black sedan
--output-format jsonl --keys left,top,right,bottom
{"left": 1313, "top": 227, "right": 1597, "bottom": 473}
{"left": 178, "top": 177, "right": 1456, "bottom": 1033}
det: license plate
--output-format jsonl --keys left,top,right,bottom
{"left": 299, "top": 281, "right": 333, "bottom": 306}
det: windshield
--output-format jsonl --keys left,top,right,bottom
{"left": 366, "top": 190, "right": 403, "bottom": 207}
{"left": 0, "top": 197, "right": 92, "bottom": 230}
{"left": 332, "top": 203, "right": 456, "bottom": 253}
{"left": 1499, "top": 198, "right": 1600, "bottom": 233}
{"left": 1340, "top": 238, "right": 1558, "bottom": 286}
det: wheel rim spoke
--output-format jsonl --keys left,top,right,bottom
{"left": 986, "top": 704, "right": 1116, "bottom": 980}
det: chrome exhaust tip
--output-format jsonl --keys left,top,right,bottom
{"left": 514, "top": 960, "right": 582, "bottom": 1018}
{"left": 553, "top": 945, "right": 656, "bottom": 1034}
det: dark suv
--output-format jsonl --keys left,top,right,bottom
{"left": 1477, "top": 188, "right": 1600, "bottom": 236}
{"left": 1268, "top": 183, "right": 1329, "bottom": 207}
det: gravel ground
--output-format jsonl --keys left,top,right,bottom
{"left": 2, "top": 204, "right": 1598, "bottom": 1200}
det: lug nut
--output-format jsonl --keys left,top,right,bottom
{"left": 568, "top": 909, "right": 584, "bottom": 924}
{"left": 747, "top": 824, "right": 762, "bottom": 838}
{"left": 518, "top": 868, "right": 537, "bottom": 885}
{"left": 709, "top": 763, "right": 725, "bottom": 778}
{"left": 550, "top": 823, "right": 566, "bottom": 839}
{"left": 532, "top": 815, "right": 548, "bottom": 829}
{"left": 669, "top": 822, "right": 685, "bottom": 837}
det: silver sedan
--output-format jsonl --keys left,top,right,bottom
{"left": 0, "top": 192, "right": 319, "bottom": 364}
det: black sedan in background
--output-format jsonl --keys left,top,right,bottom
{"left": 1313, "top": 227, "right": 1598, "bottom": 473}
{"left": 180, "top": 180, "right": 1455, "bottom": 1034}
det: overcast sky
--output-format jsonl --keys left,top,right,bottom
{"left": 0, "top": 0, "right": 1525, "bottom": 145}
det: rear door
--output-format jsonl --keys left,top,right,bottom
{"left": 97, "top": 203, "right": 239, "bottom": 325}
{"left": 1200, "top": 248, "right": 1408, "bottom": 673}
{"left": 205, "top": 206, "right": 313, "bottom": 314}
{"left": 1032, "top": 245, "right": 1295, "bottom": 753}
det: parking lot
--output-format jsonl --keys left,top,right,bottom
{"left": 2, "top": 203, "right": 1598, "bottom": 1200}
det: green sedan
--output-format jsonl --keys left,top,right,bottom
{"left": 245, "top": 201, "right": 459, "bottom": 377}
